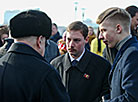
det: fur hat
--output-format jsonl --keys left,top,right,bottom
{"left": 10, "top": 10, "right": 52, "bottom": 38}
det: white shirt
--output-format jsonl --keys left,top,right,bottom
{"left": 69, "top": 48, "right": 85, "bottom": 62}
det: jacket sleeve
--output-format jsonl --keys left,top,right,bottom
{"left": 40, "top": 69, "right": 70, "bottom": 102}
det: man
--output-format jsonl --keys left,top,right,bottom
{"left": 96, "top": 7, "right": 138, "bottom": 101}
{"left": 0, "top": 25, "right": 9, "bottom": 47}
{"left": 50, "top": 21, "right": 111, "bottom": 102}
{"left": 125, "top": 5, "right": 138, "bottom": 37}
{"left": 0, "top": 38, "right": 14, "bottom": 58}
{"left": 0, "top": 25, "right": 12, "bottom": 58}
{"left": 103, "top": 5, "right": 138, "bottom": 65}
{"left": 50, "top": 23, "right": 62, "bottom": 43}
{"left": 0, "top": 10, "right": 70, "bottom": 102}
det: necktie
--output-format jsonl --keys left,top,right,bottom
{"left": 71, "top": 60, "right": 78, "bottom": 67}
{"left": 66, "top": 60, "right": 78, "bottom": 91}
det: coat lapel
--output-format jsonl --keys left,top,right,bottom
{"left": 61, "top": 49, "right": 91, "bottom": 88}
{"left": 62, "top": 49, "right": 91, "bottom": 73}
{"left": 77, "top": 49, "right": 91, "bottom": 73}
{"left": 62, "top": 53, "right": 72, "bottom": 71}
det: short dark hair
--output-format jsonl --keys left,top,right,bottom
{"left": 67, "top": 21, "right": 88, "bottom": 39}
{"left": 125, "top": 5, "right": 138, "bottom": 17}
{"left": 52, "top": 23, "right": 58, "bottom": 29}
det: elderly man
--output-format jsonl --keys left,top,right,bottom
{"left": 0, "top": 10, "right": 70, "bottom": 102}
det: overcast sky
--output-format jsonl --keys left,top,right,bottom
{"left": 0, "top": 0, "right": 138, "bottom": 26}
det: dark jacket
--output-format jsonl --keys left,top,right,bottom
{"left": 0, "top": 43, "right": 70, "bottom": 102}
{"left": 45, "top": 40, "right": 60, "bottom": 63}
{"left": 50, "top": 32, "right": 62, "bottom": 43}
{"left": 109, "top": 37, "right": 138, "bottom": 101}
{"left": 0, "top": 38, "right": 14, "bottom": 58}
{"left": 51, "top": 49, "right": 111, "bottom": 102}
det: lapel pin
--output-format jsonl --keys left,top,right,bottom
{"left": 83, "top": 73, "right": 90, "bottom": 79}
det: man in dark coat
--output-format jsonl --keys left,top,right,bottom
{"left": 97, "top": 7, "right": 138, "bottom": 101}
{"left": 50, "top": 21, "right": 111, "bottom": 102}
{"left": 50, "top": 23, "right": 62, "bottom": 43}
{"left": 0, "top": 10, "right": 70, "bottom": 102}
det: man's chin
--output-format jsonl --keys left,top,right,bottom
{"left": 69, "top": 52, "right": 75, "bottom": 55}
{"left": 69, "top": 52, "right": 76, "bottom": 56}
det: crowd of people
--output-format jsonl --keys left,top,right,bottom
{"left": 0, "top": 5, "right": 138, "bottom": 102}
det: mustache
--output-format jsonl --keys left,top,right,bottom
{"left": 68, "top": 47, "right": 76, "bottom": 51}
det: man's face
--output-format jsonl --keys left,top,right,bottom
{"left": 66, "top": 30, "right": 87, "bottom": 59}
{"left": 131, "top": 12, "right": 138, "bottom": 30}
{"left": 52, "top": 25, "right": 58, "bottom": 36}
{"left": 99, "top": 20, "right": 118, "bottom": 48}
{"left": 1, "top": 34, "right": 9, "bottom": 44}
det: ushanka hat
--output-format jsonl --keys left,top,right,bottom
{"left": 10, "top": 10, "right": 52, "bottom": 38}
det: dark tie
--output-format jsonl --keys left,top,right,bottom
{"left": 71, "top": 60, "right": 78, "bottom": 67}
{"left": 66, "top": 60, "right": 78, "bottom": 91}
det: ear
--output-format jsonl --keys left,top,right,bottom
{"left": 116, "top": 24, "right": 122, "bottom": 34}
{"left": 36, "top": 35, "right": 43, "bottom": 49}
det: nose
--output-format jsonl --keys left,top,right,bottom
{"left": 69, "top": 40, "right": 75, "bottom": 47}
{"left": 98, "top": 32, "right": 104, "bottom": 40}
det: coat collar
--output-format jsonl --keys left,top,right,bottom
{"left": 8, "top": 43, "right": 47, "bottom": 62}
{"left": 113, "top": 36, "right": 138, "bottom": 69}
{"left": 109, "top": 36, "right": 138, "bottom": 82}
{"left": 62, "top": 49, "right": 91, "bottom": 73}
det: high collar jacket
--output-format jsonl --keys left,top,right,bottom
{"left": 51, "top": 49, "right": 111, "bottom": 102}
{"left": 109, "top": 36, "right": 138, "bottom": 101}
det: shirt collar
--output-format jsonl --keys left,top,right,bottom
{"left": 69, "top": 48, "right": 85, "bottom": 62}
{"left": 115, "top": 34, "right": 132, "bottom": 51}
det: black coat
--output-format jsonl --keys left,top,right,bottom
{"left": 51, "top": 49, "right": 111, "bottom": 102}
{"left": 0, "top": 43, "right": 70, "bottom": 102}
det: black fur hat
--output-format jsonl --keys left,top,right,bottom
{"left": 10, "top": 10, "right": 52, "bottom": 39}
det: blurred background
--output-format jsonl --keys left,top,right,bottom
{"left": 0, "top": 0, "right": 137, "bottom": 35}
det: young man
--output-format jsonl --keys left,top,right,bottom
{"left": 103, "top": 5, "right": 138, "bottom": 65}
{"left": 50, "top": 21, "right": 111, "bottom": 102}
{"left": 0, "top": 10, "right": 70, "bottom": 102}
{"left": 97, "top": 7, "right": 138, "bottom": 101}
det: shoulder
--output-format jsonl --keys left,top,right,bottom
{"left": 46, "top": 40, "right": 58, "bottom": 51}
{"left": 86, "top": 50, "right": 111, "bottom": 66}
{"left": 47, "top": 40, "right": 57, "bottom": 45}
{"left": 50, "top": 54, "right": 65, "bottom": 66}
{"left": 91, "top": 38, "right": 98, "bottom": 44}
